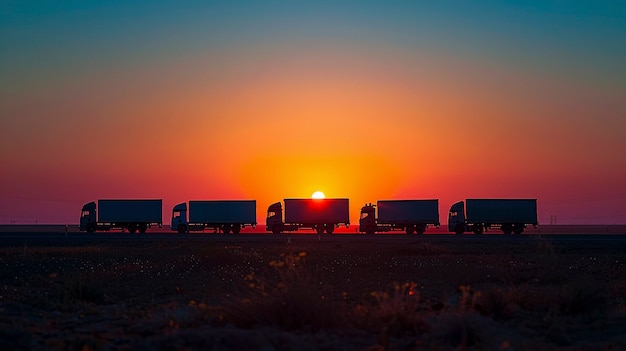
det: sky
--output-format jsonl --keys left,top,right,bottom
{"left": 1, "top": 1, "right": 625, "bottom": 225}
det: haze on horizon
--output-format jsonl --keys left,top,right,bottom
{"left": 1, "top": 1, "right": 625, "bottom": 225}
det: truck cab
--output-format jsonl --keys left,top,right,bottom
{"left": 359, "top": 203, "right": 377, "bottom": 234}
{"left": 171, "top": 202, "right": 188, "bottom": 233}
{"left": 80, "top": 202, "right": 97, "bottom": 233}
{"left": 266, "top": 202, "right": 283, "bottom": 234}
{"left": 448, "top": 201, "right": 466, "bottom": 234}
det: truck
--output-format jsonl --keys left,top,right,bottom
{"left": 79, "top": 199, "right": 162, "bottom": 233}
{"left": 359, "top": 200, "right": 440, "bottom": 234}
{"left": 171, "top": 200, "right": 256, "bottom": 234}
{"left": 266, "top": 198, "right": 350, "bottom": 234}
{"left": 448, "top": 199, "right": 538, "bottom": 235}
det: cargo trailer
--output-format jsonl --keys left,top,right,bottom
{"left": 266, "top": 198, "right": 350, "bottom": 234}
{"left": 171, "top": 200, "right": 256, "bottom": 233}
{"left": 360, "top": 200, "right": 440, "bottom": 234}
{"left": 79, "top": 199, "right": 162, "bottom": 233}
{"left": 448, "top": 199, "right": 538, "bottom": 234}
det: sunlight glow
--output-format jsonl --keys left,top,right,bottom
{"left": 312, "top": 191, "right": 325, "bottom": 199}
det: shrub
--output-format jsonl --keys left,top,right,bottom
{"left": 473, "top": 287, "right": 516, "bottom": 320}
{"left": 222, "top": 251, "right": 345, "bottom": 331}
{"left": 57, "top": 273, "right": 104, "bottom": 306}
{"left": 349, "top": 281, "right": 429, "bottom": 339}
{"left": 558, "top": 283, "right": 609, "bottom": 319}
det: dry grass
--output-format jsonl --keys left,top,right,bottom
{"left": 1, "top": 237, "right": 625, "bottom": 350}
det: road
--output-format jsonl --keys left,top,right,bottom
{"left": 2, "top": 231, "right": 626, "bottom": 246}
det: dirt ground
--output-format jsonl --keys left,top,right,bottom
{"left": 1, "top": 235, "right": 625, "bottom": 350}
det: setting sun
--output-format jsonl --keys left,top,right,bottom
{"left": 312, "top": 191, "right": 325, "bottom": 199}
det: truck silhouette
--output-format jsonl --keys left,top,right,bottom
{"left": 171, "top": 200, "right": 256, "bottom": 234}
{"left": 77, "top": 197, "right": 540, "bottom": 235}
{"left": 79, "top": 199, "right": 162, "bottom": 233}
{"left": 448, "top": 199, "right": 538, "bottom": 234}
{"left": 360, "top": 200, "right": 440, "bottom": 234}
{"left": 266, "top": 198, "right": 350, "bottom": 234}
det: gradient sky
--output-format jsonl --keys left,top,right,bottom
{"left": 1, "top": 1, "right": 625, "bottom": 225}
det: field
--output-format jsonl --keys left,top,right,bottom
{"left": 1, "top": 235, "right": 626, "bottom": 350}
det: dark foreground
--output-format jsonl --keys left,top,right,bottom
{"left": 1, "top": 236, "right": 625, "bottom": 350}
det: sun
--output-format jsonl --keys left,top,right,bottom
{"left": 312, "top": 191, "right": 325, "bottom": 199}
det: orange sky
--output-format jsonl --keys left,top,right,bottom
{"left": 1, "top": 2, "right": 625, "bottom": 225}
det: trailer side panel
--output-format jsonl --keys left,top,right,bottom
{"left": 377, "top": 200, "right": 439, "bottom": 224}
{"left": 284, "top": 198, "right": 350, "bottom": 224}
{"left": 189, "top": 200, "right": 256, "bottom": 224}
{"left": 98, "top": 199, "right": 162, "bottom": 223}
{"left": 466, "top": 199, "right": 537, "bottom": 224}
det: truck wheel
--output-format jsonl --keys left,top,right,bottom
{"left": 415, "top": 224, "right": 426, "bottom": 235}
{"left": 271, "top": 225, "right": 282, "bottom": 234}
{"left": 222, "top": 225, "right": 231, "bottom": 234}
{"left": 472, "top": 225, "right": 484, "bottom": 235}
{"left": 405, "top": 225, "right": 415, "bottom": 235}
{"left": 232, "top": 225, "right": 241, "bottom": 234}
{"left": 362, "top": 225, "right": 376, "bottom": 234}
{"left": 316, "top": 225, "right": 325, "bottom": 234}
{"left": 177, "top": 224, "right": 187, "bottom": 234}
{"left": 138, "top": 224, "right": 148, "bottom": 233}
{"left": 454, "top": 224, "right": 465, "bottom": 235}
{"left": 86, "top": 223, "right": 96, "bottom": 233}
{"left": 513, "top": 224, "right": 524, "bottom": 235}
{"left": 501, "top": 224, "right": 513, "bottom": 235}
{"left": 128, "top": 224, "right": 137, "bottom": 234}
{"left": 325, "top": 224, "right": 334, "bottom": 234}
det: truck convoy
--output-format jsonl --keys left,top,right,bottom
{"left": 79, "top": 199, "right": 162, "bottom": 233}
{"left": 360, "top": 200, "right": 440, "bottom": 234}
{"left": 171, "top": 200, "right": 256, "bottom": 233}
{"left": 266, "top": 198, "right": 350, "bottom": 234}
{"left": 448, "top": 199, "right": 538, "bottom": 235}
{"left": 78, "top": 197, "right": 539, "bottom": 235}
